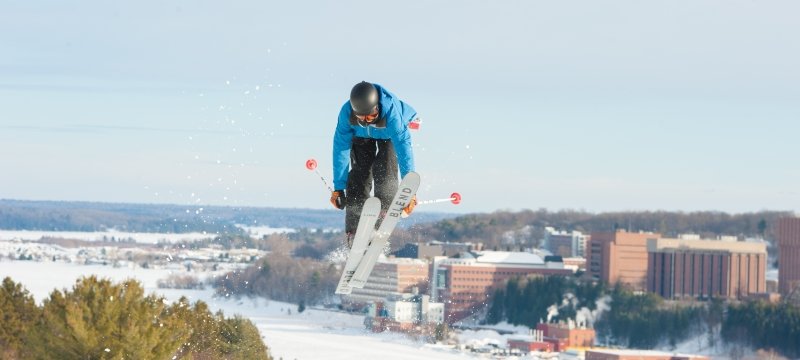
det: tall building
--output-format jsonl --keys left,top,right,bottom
{"left": 778, "top": 217, "right": 800, "bottom": 296}
{"left": 589, "top": 230, "right": 660, "bottom": 291}
{"left": 432, "top": 251, "right": 573, "bottom": 323}
{"left": 345, "top": 256, "right": 429, "bottom": 305}
{"left": 647, "top": 238, "right": 767, "bottom": 299}
{"left": 544, "top": 227, "right": 590, "bottom": 258}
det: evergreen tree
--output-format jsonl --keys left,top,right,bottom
{"left": 486, "top": 289, "right": 505, "bottom": 324}
{"left": 0, "top": 277, "right": 39, "bottom": 358}
{"left": 722, "top": 300, "right": 800, "bottom": 358}
{"left": 434, "top": 323, "right": 450, "bottom": 342}
{"left": 26, "top": 276, "right": 189, "bottom": 359}
{"left": 216, "top": 315, "right": 270, "bottom": 358}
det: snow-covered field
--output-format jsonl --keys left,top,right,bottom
{"left": 0, "top": 258, "right": 736, "bottom": 359}
{"left": 0, "top": 260, "right": 477, "bottom": 360}
{"left": 0, "top": 229, "right": 214, "bottom": 244}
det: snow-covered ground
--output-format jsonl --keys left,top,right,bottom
{"left": 0, "top": 260, "right": 481, "bottom": 360}
{"left": 235, "top": 224, "right": 296, "bottom": 238}
{"left": 0, "top": 229, "right": 214, "bottom": 244}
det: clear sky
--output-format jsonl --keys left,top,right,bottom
{"left": 1, "top": 1, "right": 798, "bottom": 214}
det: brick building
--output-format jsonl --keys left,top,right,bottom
{"left": 647, "top": 238, "right": 767, "bottom": 299}
{"left": 432, "top": 251, "right": 573, "bottom": 323}
{"left": 585, "top": 349, "right": 709, "bottom": 360}
{"left": 536, "top": 322, "right": 595, "bottom": 351}
{"left": 507, "top": 329, "right": 553, "bottom": 353}
{"left": 589, "top": 230, "right": 660, "bottom": 291}
{"left": 778, "top": 217, "right": 800, "bottom": 296}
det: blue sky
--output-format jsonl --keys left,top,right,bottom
{"left": 1, "top": 1, "right": 798, "bottom": 214}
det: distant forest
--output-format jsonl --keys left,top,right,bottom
{"left": 0, "top": 199, "right": 455, "bottom": 233}
{"left": 0, "top": 200, "right": 792, "bottom": 251}
{"left": 0, "top": 199, "right": 342, "bottom": 233}
{"left": 391, "top": 209, "right": 792, "bottom": 251}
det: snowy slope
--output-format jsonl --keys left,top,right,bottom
{"left": 0, "top": 260, "right": 475, "bottom": 360}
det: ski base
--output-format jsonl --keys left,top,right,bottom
{"left": 349, "top": 172, "right": 420, "bottom": 288}
{"left": 334, "top": 197, "right": 381, "bottom": 295}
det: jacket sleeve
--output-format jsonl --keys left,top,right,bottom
{"left": 332, "top": 103, "right": 353, "bottom": 190}
{"left": 389, "top": 100, "right": 416, "bottom": 179}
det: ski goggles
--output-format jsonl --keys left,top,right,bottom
{"left": 355, "top": 109, "right": 379, "bottom": 122}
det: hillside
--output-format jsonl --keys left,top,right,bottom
{"left": 394, "top": 208, "right": 791, "bottom": 250}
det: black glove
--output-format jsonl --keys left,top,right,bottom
{"left": 330, "top": 190, "right": 345, "bottom": 210}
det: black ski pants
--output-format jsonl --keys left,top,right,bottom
{"left": 345, "top": 137, "right": 399, "bottom": 235}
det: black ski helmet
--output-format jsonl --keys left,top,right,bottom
{"left": 350, "top": 81, "right": 379, "bottom": 116}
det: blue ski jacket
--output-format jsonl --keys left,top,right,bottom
{"left": 332, "top": 84, "right": 417, "bottom": 190}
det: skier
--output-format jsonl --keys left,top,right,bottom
{"left": 330, "top": 81, "right": 419, "bottom": 248}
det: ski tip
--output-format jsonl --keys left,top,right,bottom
{"left": 305, "top": 158, "right": 317, "bottom": 170}
{"left": 404, "top": 171, "right": 421, "bottom": 182}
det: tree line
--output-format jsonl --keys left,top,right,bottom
{"left": 723, "top": 300, "right": 800, "bottom": 358}
{"left": 0, "top": 276, "right": 270, "bottom": 359}
{"left": 0, "top": 199, "right": 346, "bottom": 233}
{"left": 486, "top": 275, "right": 604, "bottom": 326}
{"left": 403, "top": 209, "right": 789, "bottom": 250}
{"left": 593, "top": 284, "right": 711, "bottom": 349}
{"left": 214, "top": 252, "right": 340, "bottom": 306}
{"left": 213, "top": 234, "right": 342, "bottom": 306}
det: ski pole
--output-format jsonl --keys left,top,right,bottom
{"left": 305, "top": 158, "right": 334, "bottom": 193}
{"left": 417, "top": 192, "right": 462, "bottom": 206}
{"left": 402, "top": 192, "right": 460, "bottom": 218}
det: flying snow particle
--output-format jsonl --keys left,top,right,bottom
{"left": 546, "top": 304, "right": 559, "bottom": 323}
{"left": 105, "top": 348, "right": 111, "bottom": 353}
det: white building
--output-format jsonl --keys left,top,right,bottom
{"left": 379, "top": 293, "right": 445, "bottom": 325}
{"left": 544, "top": 227, "right": 589, "bottom": 258}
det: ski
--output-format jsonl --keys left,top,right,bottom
{"left": 349, "top": 172, "right": 420, "bottom": 288}
{"left": 334, "top": 197, "right": 381, "bottom": 294}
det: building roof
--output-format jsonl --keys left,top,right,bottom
{"left": 472, "top": 251, "right": 545, "bottom": 266}
{"left": 648, "top": 238, "right": 767, "bottom": 254}
{"left": 588, "top": 349, "right": 708, "bottom": 358}
{"left": 376, "top": 255, "right": 428, "bottom": 265}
